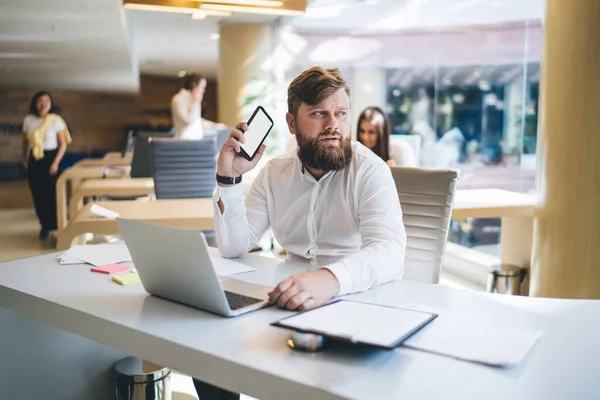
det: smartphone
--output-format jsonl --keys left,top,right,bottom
{"left": 239, "top": 106, "right": 274, "bottom": 161}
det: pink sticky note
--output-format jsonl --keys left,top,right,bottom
{"left": 91, "top": 264, "right": 130, "bottom": 275}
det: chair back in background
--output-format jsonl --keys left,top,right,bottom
{"left": 215, "top": 129, "right": 231, "bottom": 150}
{"left": 122, "top": 130, "right": 135, "bottom": 158}
{"left": 150, "top": 138, "right": 217, "bottom": 199}
{"left": 390, "top": 166, "right": 459, "bottom": 283}
{"left": 202, "top": 128, "right": 231, "bottom": 151}
{"left": 130, "top": 132, "right": 174, "bottom": 178}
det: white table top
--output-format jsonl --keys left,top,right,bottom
{"left": 452, "top": 189, "right": 535, "bottom": 219}
{"left": 0, "top": 251, "right": 598, "bottom": 400}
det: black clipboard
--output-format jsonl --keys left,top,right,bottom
{"left": 271, "top": 300, "right": 438, "bottom": 350}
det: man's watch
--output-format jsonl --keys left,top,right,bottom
{"left": 216, "top": 174, "right": 242, "bottom": 186}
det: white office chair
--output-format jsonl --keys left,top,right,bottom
{"left": 390, "top": 166, "right": 459, "bottom": 284}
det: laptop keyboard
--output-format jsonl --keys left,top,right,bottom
{"left": 224, "top": 291, "right": 264, "bottom": 310}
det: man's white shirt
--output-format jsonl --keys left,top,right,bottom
{"left": 213, "top": 141, "right": 407, "bottom": 296}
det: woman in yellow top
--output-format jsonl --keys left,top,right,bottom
{"left": 21, "top": 91, "right": 72, "bottom": 240}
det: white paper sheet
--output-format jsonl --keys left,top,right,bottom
{"left": 57, "top": 254, "right": 86, "bottom": 265}
{"left": 277, "top": 301, "right": 436, "bottom": 347}
{"left": 401, "top": 304, "right": 542, "bottom": 366}
{"left": 58, "top": 244, "right": 132, "bottom": 266}
{"left": 208, "top": 247, "right": 257, "bottom": 276}
{"left": 90, "top": 204, "right": 119, "bottom": 219}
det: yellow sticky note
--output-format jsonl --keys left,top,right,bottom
{"left": 112, "top": 272, "right": 141, "bottom": 286}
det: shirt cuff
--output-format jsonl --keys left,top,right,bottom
{"left": 324, "top": 262, "right": 353, "bottom": 296}
{"left": 213, "top": 184, "right": 244, "bottom": 216}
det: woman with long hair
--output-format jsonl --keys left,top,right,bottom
{"left": 21, "top": 91, "right": 72, "bottom": 240}
{"left": 357, "top": 106, "right": 416, "bottom": 167}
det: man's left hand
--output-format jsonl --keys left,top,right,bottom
{"left": 268, "top": 269, "right": 340, "bottom": 311}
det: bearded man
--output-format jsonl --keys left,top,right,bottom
{"left": 212, "top": 66, "right": 407, "bottom": 311}
{"left": 195, "top": 65, "right": 408, "bottom": 400}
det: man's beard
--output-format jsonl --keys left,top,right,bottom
{"left": 296, "top": 130, "right": 353, "bottom": 172}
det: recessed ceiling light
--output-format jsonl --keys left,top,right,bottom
{"left": 198, "top": 0, "right": 283, "bottom": 6}
{"left": 0, "top": 52, "right": 70, "bottom": 59}
{"left": 178, "top": 70, "right": 187, "bottom": 78}
{"left": 191, "top": 10, "right": 207, "bottom": 19}
{"left": 191, "top": 10, "right": 232, "bottom": 19}
{"left": 210, "top": 33, "right": 221, "bottom": 40}
{"left": 200, "top": 4, "right": 303, "bottom": 16}
{"left": 124, "top": 3, "right": 200, "bottom": 13}
{"left": 205, "top": 9, "right": 233, "bottom": 16}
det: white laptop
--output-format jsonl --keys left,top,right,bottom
{"left": 116, "top": 218, "right": 272, "bottom": 317}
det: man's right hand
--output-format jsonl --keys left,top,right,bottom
{"left": 217, "top": 122, "right": 265, "bottom": 181}
{"left": 191, "top": 86, "right": 201, "bottom": 102}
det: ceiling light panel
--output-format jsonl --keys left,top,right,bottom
{"left": 199, "top": 0, "right": 284, "bottom": 7}
{"left": 200, "top": 4, "right": 303, "bottom": 15}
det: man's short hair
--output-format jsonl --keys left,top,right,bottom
{"left": 182, "top": 73, "right": 204, "bottom": 90}
{"left": 287, "top": 67, "right": 350, "bottom": 116}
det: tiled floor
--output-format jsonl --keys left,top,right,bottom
{"left": 0, "top": 208, "right": 56, "bottom": 263}
{"left": 0, "top": 179, "right": 33, "bottom": 210}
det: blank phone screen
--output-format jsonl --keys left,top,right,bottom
{"left": 240, "top": 108, "right": 273, "bottom": 159}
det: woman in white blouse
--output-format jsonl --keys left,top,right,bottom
{"left": 21, "top": 91, "right": 71, "bottom": 240}
{"left": 357, "top": 106, "right": 416, "bottom": 167}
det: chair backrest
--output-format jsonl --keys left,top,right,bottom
{"left": 202, "top": 128, "right": 231, "bottom": 151}
{"left": 390, "top": 166, "right": 459, "bottom": 284}
{"left": 130, "top": 132, "right": 174, "bottom": 178}
{"left": 216, "top": 129, "right": 232, "bottom": 150}
{"left": 122, "top": 130, "right": 135, "bottom": 158}
{"left": 150, "top": 138, "right": 217, "bottom": 199}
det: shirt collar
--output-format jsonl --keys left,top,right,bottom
{"left": 296, "top": 155, "right": 335, "bottom": 183}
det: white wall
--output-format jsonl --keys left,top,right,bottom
{"left": 350, "top": 68, "right": 387, "bottom": 140}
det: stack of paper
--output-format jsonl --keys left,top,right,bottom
{"left": 401, "top": 304, "right": 542, "bottom": 367}
{"left": 58, "top": 244, "right": 132, "bottom": 266}
{"left": 208, "top": 247, "right": 257, "bottom": 276}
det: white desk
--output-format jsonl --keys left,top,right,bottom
{"left": 56, "top": 165, "right": 129, "bottom": 231}
{"left": 56, "top": 198, "right": 214, "bottom": 250}
{"left": 451, "top": 189, "right": 535, "bottom": 293}
{"left": 0, "top": 251, "right": 598, "bottom": 399}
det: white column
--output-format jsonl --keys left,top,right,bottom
{"left": 530, "top": 0, "right": 600, "bottom": 298}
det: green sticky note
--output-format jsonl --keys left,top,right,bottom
{"left": 112, "top": 272, "right": 141, "bottom": 286}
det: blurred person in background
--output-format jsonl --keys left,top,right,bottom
{"left": 171, "top": 73, "right": 206, "bottom": 140}
{"left": 21, "top": 91, "right": 71, "bottom": 240}
{"left": 357, "top": 106, "right": 416, "bottom": 167}
{"left": 171, "top": 73, "right": 227, "bottom": 140}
